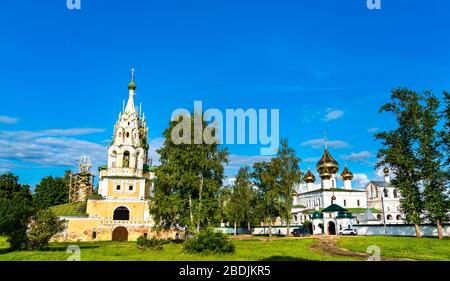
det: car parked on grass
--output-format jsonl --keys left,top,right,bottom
{"left": 338, "top": 227, "right": 358, "bottom": 235}
{"left": 291, "top": 226, "right": 311, "bottom": 237}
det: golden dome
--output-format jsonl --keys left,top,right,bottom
{"left": 304, "top": 169, "right": 316, "bottom": 183}
{"left": 316, "top": 148, "right": 339, "bottom": 179}
{"left": 340, "top": 166, "right": 353, "bottom": 181}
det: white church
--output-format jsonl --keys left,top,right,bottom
{"left": 291, "top": 147, "right": 404, "bottom": 235}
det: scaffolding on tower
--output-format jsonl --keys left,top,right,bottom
{"left": 69, "top": 155, "right": 95, "bottom": 203}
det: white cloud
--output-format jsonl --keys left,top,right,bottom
{"left": 0, "top": 115, "right": 18, "bottom": 124}
{"left": 352, "top": 173, "right": 370, "bottom": 187}
{"left": 0, "top": 128, "right": 107, "bottom": 169}
{"left": 300, "top": 138, "right": 349, "bottom": 149}
{"left": 302, "top": 157, "right": 320, "bottom": 163}
{"left": 368, "top": 127, "right": 379, "bottom": 133}
{"left": 323, "top": 110, "right": 344, "bottom": 122}
{"left": 226, "top": 154, "right": 273, "bottom": 170}
{"left": 341, "top": 151, "right": 372, "bottom": 163}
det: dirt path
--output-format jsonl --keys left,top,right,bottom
{"left": 310, "top": 236, "right": 414, "bottom": 261}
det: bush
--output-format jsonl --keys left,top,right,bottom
{"left": 184, "top": 228, "right": 235, "bottom": 254}
{"left": 136, "top": 236, "right": 163, "bottom": 251}
{"left": 28, "top": 209, "right": 66, "bottom": 250}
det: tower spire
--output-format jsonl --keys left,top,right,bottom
{"left": 125, "top": 68, "right": 137, "bottom": 113}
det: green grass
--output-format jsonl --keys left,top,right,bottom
{"left": 0, "top": 237, "right": 355, "bottom": 261}
{"left": 338, "top": 236, "right": 450, "bottom": 261}
{"left": 50, "top": 202, "right": 87, "bottom": 217}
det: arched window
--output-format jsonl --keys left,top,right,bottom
{"left": 357, "top": 200, "right": 360, "bottom": 207}
{"left": 123, "top": 151, "right": 130, "bottom": 168}
{"left": 113, "top": 206, "right": 130, "bottom": 220}
{"left": 129, "top": 185, "right": 133, "bottom": 191}
{"left": 92, "top": 231, "right": 97, "bottom": 239}
{"left": 377, "top": 214, "right": 382, "bottom": 220}
{"left": 383, "top": 188, "right": 389, "bottom": 198}
{"left": 396, "top": 214, "right": 402, "bottom": 220}
{"left": 126, "top": 132, "right": 130, "bottom": 138}
{"left": 393, "top": 189, "right": 398, "bottom": 198}
{"left": 343, "top": 199, "right": 347, "bottom": 207}
{"left": 116, "top": 185, "right": 121, "bottom": 191}
{"left": 387, "top": 214, "right": 392, "bottom": 220}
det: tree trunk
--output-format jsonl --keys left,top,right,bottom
{"left": 234, "top": 221, "right": 237, "bottom": 235}
{"left": 197, "top": 174, "right": 203, "bottom": 232}
{"left": 269, "top": 223, "right": 272, "bottom": 238}
{"left": 414, "top": 224, "right": 422, "bottom": 238}
{"left": 437, "top": 223, "right": 443, "bottom": 239}
{"left": 286, "top": 217, "right": 290, "bottom": 237}
{"left": 247, "top": 220, "right": 251, "bottom": 231}
{"left": 189, "top": 195, "right": 193, "bottom": 226}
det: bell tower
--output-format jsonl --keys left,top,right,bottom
{"left": 98, "top": 69, "right": 151, "bottom": 199}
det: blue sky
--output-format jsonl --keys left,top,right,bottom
{"left": 0, "top": 0, "right": 449, "bottom": 188}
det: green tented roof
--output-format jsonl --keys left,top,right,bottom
{"left": 322, "top": 204, "right": 347, "bottom": 213}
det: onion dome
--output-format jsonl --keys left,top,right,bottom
{"left": 304, "top": 169, "right": 316, "bottom": 183}
{"left": 340, "top": 166, "right": 353, "bottom": 181}
{"left": 316, "top": 148, "right": 339, "bottom": 179}
{"left": 383, "top": 167, "right": 389, "bottom": 175}
{"left": 128, "top": 67, "right": 137, "bottom": 90}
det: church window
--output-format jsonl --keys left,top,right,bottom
{"left": 123, "top": 151, "right": 130, "bottom": 168}
{"left": 128, "top": 122, "right": 130, "bottom": 125}
{"left": 387, "top": 214, "right": 392, "bottom": 220}
{"left": 126, "top": 132, "right": 130, "bottom": 138}
{"left": 343, "top": 200, "right": 347, "bottom": 207}
{"left": 143, "top": 233, "right": 148, "bottom": 238}
{"left": 357, "top": 200, "right": 360, "bottom": 207}
{"left": 383, "top": 188, "right": 389, "bottom": 198}
{"left": 129, "top": 185, "right": 133, "bottom": 191}
{"left": 339, "top": 225, "right": 342, "bottom": 230}
{"left": 396, "top": 215, "right": 402, "bottom": 220}
{"left": 116, "top": 185, "right": 121, "bottom": 190}
{"left": 377, "top": 214, "right": 382, "bottom": 220}
{"left": 393, "top": 189, "right": 398, "bottom": 198}
{"left": 92, "top": 231, "right": 97, "bottom": 239}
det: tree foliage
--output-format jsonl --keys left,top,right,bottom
{"left": 375, "top": 88, "right": 449, "bottom": 237}
{"left": 0, "top": 173, "right": 34, "bottom": 250}
{"left": 150, "top": 112, "right": 228, "bottom": 232}
{"left": 27, "top": 209, "right": 66, "bottom": 250}
{"left": 33, "top": 172, "right": 70, "bottom": 210}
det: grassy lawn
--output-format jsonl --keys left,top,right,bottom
{"left": 338, "top": 236, "right": 450, "bottom": 261}
{"left": 0, "top": 236, "right": 356, "bottom": 261}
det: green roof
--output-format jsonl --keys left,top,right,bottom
{"left": 50, "top": 202, "right": 88, "bottom": 217}
{"left": 292, "top": 204, "right": 306, "bottom": 209}
{"left": 322, "top": 204, "right": 347, "bottom": 213}
{"left": 346, "top": 208, "right": 381, "bottom": 214}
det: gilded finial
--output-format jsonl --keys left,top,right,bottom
{"left": 128, "top": 67, "right": 137, "bottom": 90}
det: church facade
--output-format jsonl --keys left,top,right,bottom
{"left": 54, "top": 71, "right": 172, "bottom": 242}
{"left": 291, "top": 147, "right": 403, "bottom": 234}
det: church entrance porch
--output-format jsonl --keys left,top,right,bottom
{"left": 112, "top": 226, "right": 128, "bottom": 241}
{"left": 327, "top": 221, "right": 336, "bottom": 235}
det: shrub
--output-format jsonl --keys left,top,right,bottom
{"left": 136, "top": 236, "right": 163, "bottom": 251}
{"left": 28, "top": 209, "right": 66, "bottom": 250}
{"left": 184, "top": 228, "right": 235, "bottom": 254}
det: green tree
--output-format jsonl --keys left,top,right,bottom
{"left": 252, "top": 161, "right": 280, "bottom": 237}
{"left": 375, "top": 88, "right": 424, "bottom": 237}
{"left": 33, "top": 172, "right": 70, "bottom": 209}
{"left": 28, "top": 209, "right": 66, "bottom": 250}
{"left": 419, "top": 92, "right": 448, "bottom": 239}
{"left": 225, "top": 167, "right": 256, "bottom": 235}
{"left": 0, "top": 173, "right": 34, "bottom": 250}
{"left": 150, "top": 112, "right": 228, "bottom": 234}
{"left": 273, "top": 139, "right": 302, "bottom": 236}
